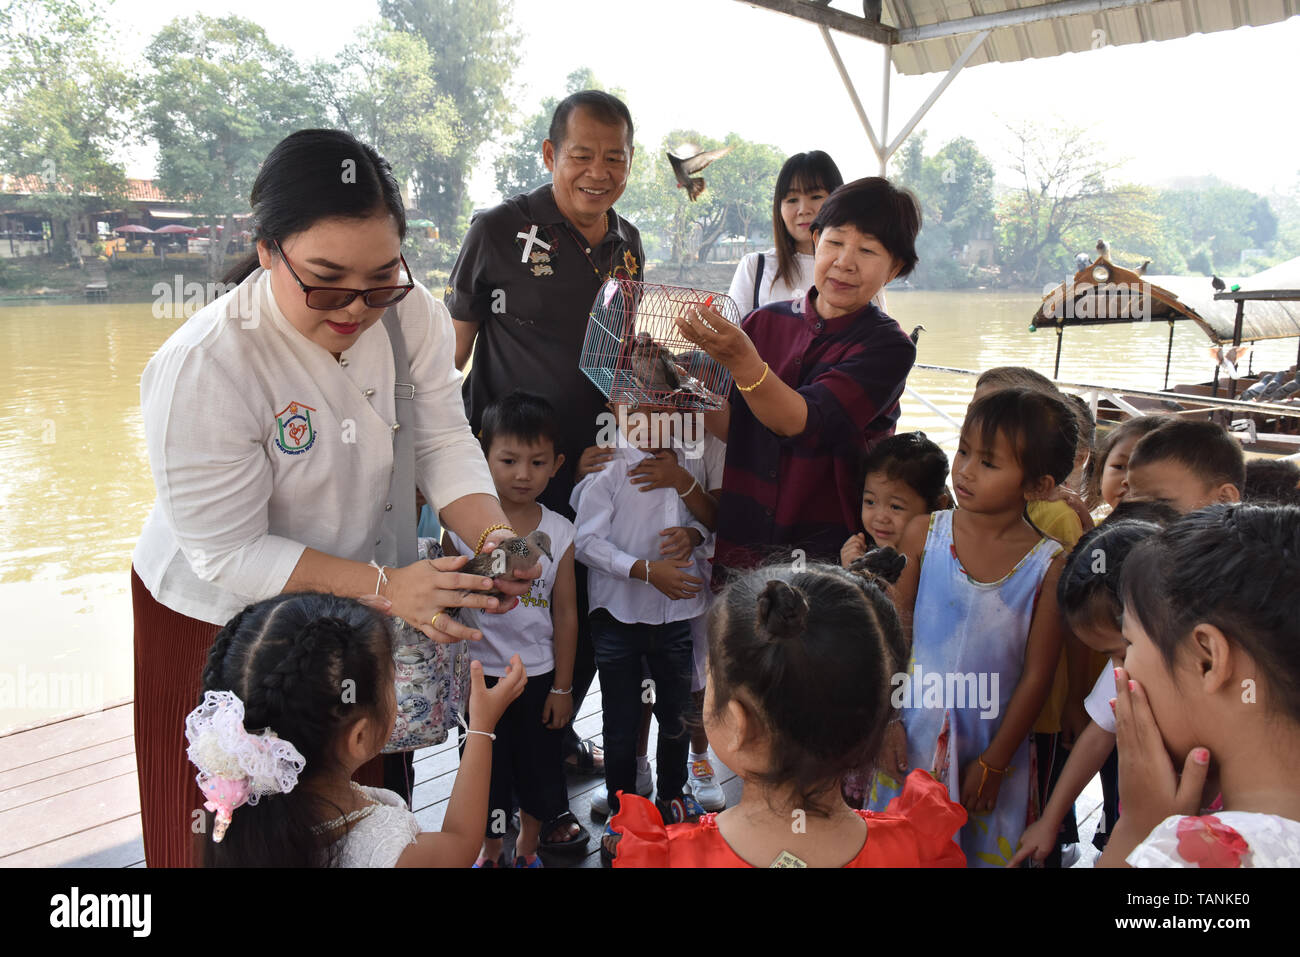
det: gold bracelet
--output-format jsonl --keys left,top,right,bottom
{"left": 474, "top": 522, "right": 515, "bottom": 554}
{"left": 737, "top": 362, "right": 770, "bottom": 392}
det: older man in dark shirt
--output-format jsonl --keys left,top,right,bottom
{"left": 445, "top": 90, "right": 644, "bottom": 815}
{"left": 447, "top": 90, "right": 643, "bottom": 512}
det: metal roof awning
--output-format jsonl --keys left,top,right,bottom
{"left": 737, "top": 0, "right": 1300, "bottom": 171}
{"left": 742, "top": 0, "right": 1300, "bottom": 74}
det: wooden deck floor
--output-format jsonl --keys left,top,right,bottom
{"left": 0, "top": 683, "right": 742, "bottom": 868}
{"left": 0, "top": 691, "right": 1102, "bottom": 868}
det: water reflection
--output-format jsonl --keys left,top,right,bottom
{"left": 2, "top": 291, "right": 1296, "bottom": 731}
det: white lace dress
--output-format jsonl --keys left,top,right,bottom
{"left": 1127, "top": 812, "right": 1300, "bottom": 868}
{"left": 327, "top": 786, "right": 421, "bottom": 868}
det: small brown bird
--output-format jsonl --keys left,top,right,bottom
{"left": 461, "top": 531, "right": 551, "bottom": 599}
{"left": 667, "top": 144, "right": 732, "bottom": 201}
{"left": 1096, "top": 238, "right": 1111, "bottom": 259}
{"left": 628, "top": 331, "right": 709, "bottom": 401}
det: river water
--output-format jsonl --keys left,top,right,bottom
{"left": 3, "top": 290, "right": 1297, "bottom": 733}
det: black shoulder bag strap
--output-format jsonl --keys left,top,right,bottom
{"left": 752, "top": 253, "right": 765, "bottom": 310}
{"left": 380, "top": 306, "right": 418, "bottom": 567}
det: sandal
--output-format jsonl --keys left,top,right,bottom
{"left": 563, "top": 739, "right": 605, "bottom": 776}
{"left": 537, "top": 810, "right": 590, "bottom": 853}
{"left": 513, "top": 853, "right": 543, "bottom": 868}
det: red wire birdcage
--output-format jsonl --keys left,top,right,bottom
{"left": 579, "top": 278, "right": 740, "bottom": 411}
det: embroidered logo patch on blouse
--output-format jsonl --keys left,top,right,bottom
{"left": 275, "top": 401, "right": 317, "bottom": 455}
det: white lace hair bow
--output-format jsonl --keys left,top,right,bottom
{"left": 185, "top": 690, "right": 306, "bottom": 842}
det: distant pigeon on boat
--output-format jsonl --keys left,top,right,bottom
{"left": 667, "top": 144, "right": 733, "bottom": 202}
{"left": 1160, "top": 399, "right": 1184, "bottom": 411}
{"left": 1096, "top": 239, "right": 1111, "bottom": 259}
{"left": 1211, "top": 275, "right": 1226, "bottom": 292}
{"left": 1136, "top": 260, "right": 1151, "bottom": 276}
{"left": 1278, "top": 379, "right": 1300, "bottom": 400}
{"left": 1074, "top": 253, "right": 1091, "bottom": 272}
{"left": 1241, "top": 377, "right": 1270, "bottom": 401}
{"left": 910, "top": 324, "right": 925, "bottom": 346}
{"left": 1261, "top": 372, "right": 1285, "bottom": 400}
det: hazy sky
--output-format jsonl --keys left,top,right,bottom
{"left": 107, "top": 0, "right": 1300, "bottom": 203}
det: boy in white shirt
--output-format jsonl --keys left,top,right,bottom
{"left": 572, "top": 402, "right": 712, "bottom": 840}
{"left": 445, "top": 391, "right": 585, "bottom": 867}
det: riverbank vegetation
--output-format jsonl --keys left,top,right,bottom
{"left": 3, "top": 0, "right": 1297, "bottom": 296}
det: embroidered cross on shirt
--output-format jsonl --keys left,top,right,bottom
{"left": 517, "top": 224, "right": 552, "bottom": 263}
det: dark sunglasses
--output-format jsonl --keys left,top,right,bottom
{"left": 273, "top": 239, "right": 414, "bottom": 310}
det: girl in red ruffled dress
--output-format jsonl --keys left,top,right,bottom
{"left": 610, "top": 564, "right": 967, "bottom": 867}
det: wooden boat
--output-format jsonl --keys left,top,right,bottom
{"left": 1032, "top": 255, "right": 1300, "bottom": 456}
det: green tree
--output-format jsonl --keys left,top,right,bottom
{"left": 701, "top": 134, "right": 784, "bottom": 259}
{"left": 616, "top": 138, "right": 673, "bottom": 262}
{"left": 493, "top": 66, "right": 601, "bottom": 201}
{"left": 1156, "top": 178, "right": 1279, "bottom": 272}
{"left": 0, "top": 0, "right": 134, "bottom": 263}
{"left": 311, "top": 23, "right": 459, "bottom": 203}
{"left": 892, "top": 133, "right": 995, "bottom": 288}
{"left": 995, "top": 118, "right": 1144, "bottom": 286}
{"left": 145, "top": 15, "right": 322, "bottom": 276}
{"left": 380, "top": 0, "right": 518, "bottom": 240}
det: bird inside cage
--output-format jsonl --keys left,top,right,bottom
{"left": 579, "top": 279, "right": 739, "bottom": 412}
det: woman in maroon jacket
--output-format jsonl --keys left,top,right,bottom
{"left": 677, "top": 177, "right": 921, "bottom": 573}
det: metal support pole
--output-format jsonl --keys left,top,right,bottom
{"left": 880, "top": 45, "right": 891, "bottom": 176}
{"left": 884, "top": 29, "right": 991, "bottom": 159}
{"left": 1054, "top": 325, "right": 1064, "bottom": 379}
{"left": 1228, "top": 300, "right": 1245, "bottom": 400}
{"left": 1163, "top": 321, "right": 1174, "bottom": 391}
{"left": 819, "top": 25, "right": 882, "bottom": 158}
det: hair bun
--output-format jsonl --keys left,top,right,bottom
{"left": 756, "top": 579, "right": 810, "bottom": 641}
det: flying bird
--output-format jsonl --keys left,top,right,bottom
{"left": 460, "top": 531, "right": 551, "bottom": 599}
{"left": 910, "top": 324, "right": 925, "bottom": 346}
{"left": 1211, "top": 275, "right": 1226, "bottom": 292}
{"left": 1095, "top": 239, "right": 1111, "bottom": 259}
{"left": 667, "top": 144, "right": 733, "bottom": 202}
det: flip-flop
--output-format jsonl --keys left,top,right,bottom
{"left": 537, "top": 810, "right": 590, "bottom": 853}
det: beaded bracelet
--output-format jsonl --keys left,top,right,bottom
{"left": 549, "top": 686, "right": 572, "bottom": 695}
{"left": 737, "top": 362, "right": 770, "bottom": 392}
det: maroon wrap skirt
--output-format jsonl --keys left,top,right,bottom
{"left": 130, "top": 567, "right": 384, "bottom": 867}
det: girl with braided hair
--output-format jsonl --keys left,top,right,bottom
{"left": 1099, "top": 504, "right": 1300, "bottom": 868}
{"left": 608, "top": 563, "right": 966, "bottom": 867}
{"left": 192, "top": 592, "right": 525, "bottom": 867}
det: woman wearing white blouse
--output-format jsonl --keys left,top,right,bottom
{"left": 132, "top": 130, "right": 534, "bottom": 867}
{"left": 727, "top": 151, "right": 884, "bottom": 316}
